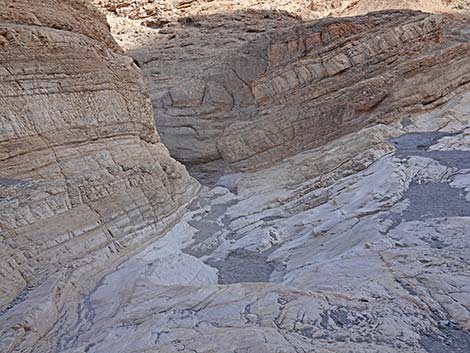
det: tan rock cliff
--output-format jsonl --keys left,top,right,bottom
{"left": 0, "top": 0, "right": 198, "bottom": 349}
{"left": 94, "top": 1, "right": 470, "bottom": 170}
{"left": 1, "top": 1, "right": 470, "bottom": 352}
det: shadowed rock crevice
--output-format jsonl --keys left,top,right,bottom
{"left": 99, "top": 3, "right": 470, "bottom": 171}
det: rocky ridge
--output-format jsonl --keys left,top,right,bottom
{"left": 0, "top": 0, "right": 198, "bottom": 350}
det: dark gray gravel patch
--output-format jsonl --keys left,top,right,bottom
{"left": 183, "top": 199, "right": 239, "bottom": 258}
{"left": 409, "top": 150, "right": 470, "bottom": 170}
{"left": 188, "top": 197, "right": 210, "bottom": 212}
{"left": 187, "top": 220, "right": 222, "bottom": 241}
{"left": 183, "top": 238, "right": 222, "bottom": 258}
{"left": 204, "top": 200, "right": 238, "bottom": 222}
{"left": 206, "top": 249, "right": 274, "bottom": 284}
{"left": 182, "top": 219, "right": 222, "bottom": 258}
{"left": 420, "top": 324, "right": 470, "bottom": 353}
{"left": 403, "top": 182, "right": 470, "bottom": 221}
{"left": 391, "top": 132, "right": 455, "bottom": 153}
{"left": 381, "top": 131, "right": 470, "bottom": 228}
{"left": 390, "top": 131, "right": 470, "bottom": 169}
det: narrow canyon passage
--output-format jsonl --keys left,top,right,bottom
{"left": 49, "top": 96, "right": 470, "bottom": 353}
{"left": 2, "top": 1, "right": 470, "bottom": 352}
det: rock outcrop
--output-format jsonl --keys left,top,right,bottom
{"left": 1, "top": 1, "right": 470, "bottom": 353}
{"left": 95, "top": 0, "right": 470, "bottom": 171}
{"left": 0, "top": 0, "right": 198, "bottom": 350}
{"left": 313, "top": 0, "right": 468, "bottom": 16}
{"left": 93, "top": 0, "right": 469, "bottom": 21}
{"left": 15, "top": 91, "right": 470, "bottom": 353}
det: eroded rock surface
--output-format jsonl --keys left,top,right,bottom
{"left": 26, "top": 92, "right": 470, "bottom": 353}
{"left": 0, "top": 0, "right": 198, "bottom": 350}
{"left": 95, "top": 1, "right": 470, "bottom": 170}
{"left": 1, "top": 1, "right": 470, "bottom": 353}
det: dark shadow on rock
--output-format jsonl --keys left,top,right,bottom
{"left": 420, "top": 323, "right": 470, "bottom": 353}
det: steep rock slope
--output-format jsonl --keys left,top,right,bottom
{"left": 1, "top": 1, "right": 469, "bottom": 352}
{"left": 19, "top": 92, "right": 470, "bottom": 353}
{"left": 312, "top": 0, "right": 466, "bottom": 16}
{"left": 94, "top": 1, "right": 470, "bottom": 170}
{"left": 215, "top": 12, "right": 470, "bottom": 170}
{"left": 0, "top": 0, "right": 199, "bottom": 350}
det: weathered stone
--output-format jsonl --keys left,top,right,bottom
{"left": 1, "top": 1, "right": 470, "bottom": 352}
{"left": 96, "top": 1, "right": 470, "bottom": 170}
{"left": 18, "top": 92, "right": 469, "bottom": 353}
{"left": 0, "top": 1, "right": 199, "bottom": 350}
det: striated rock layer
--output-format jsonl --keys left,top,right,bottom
{"left": 97, "top": 1, "right": 470, "bottom": 171}
{"left": 1, "top": 1, "right": 469, "bottom": 352}
{"left": 0, "top": 0, "right": 199, "bottom": 350}
{"left": 14, "top": 92, "right": 470, "bottom": 353}
{"left": 215, "top": 11, "right": 470, "bottom": 170}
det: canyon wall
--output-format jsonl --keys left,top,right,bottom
{"left": 215, "top": 11, "right": 470, "bottom": 169}
{"left": 98, "top": 1, "right": 470, "bottom": 170}
{"left": 0, "top": 0, "right": 198, "bottom": 349}
{"left": 1, "top": 1, "right": 470, "bottom": 352}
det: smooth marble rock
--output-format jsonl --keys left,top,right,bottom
{"left": 16, "top": 93, "right": 469, "bottom": 353}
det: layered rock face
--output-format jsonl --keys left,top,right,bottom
{"left": 0, "top": 0, "right": 198, "bottom": 349}
{"left": 19, "top": 93, "right": 470, "bottom": 353}
{"left": 216, "top": 12, "right": 470, "bottom": 170}
{"left": 1, "top": 1, "right": 470, "bottom": 353}
{"left": 95, "top": 1, "right": 470, "bottom": 170}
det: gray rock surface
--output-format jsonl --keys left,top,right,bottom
{"left": 0, "top": 1, "right": 199, "bottom": 350}
{"left": 7, "top": 93, "right": 467, "bottom": 353}
{"left": 1, "top": 2, "right": 470, "bottom": 352}
{"left": 97, "top": 1, "right": 470, "bottom": 171}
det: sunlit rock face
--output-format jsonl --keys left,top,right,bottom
{"left": 0, "top": 0, "right": 199, "bottom": 349}
{"left": 94, "top": 0, "right": 470, "bottom": 170}
{"left": 1, "top": 1, "right": 470, "bottom": 353}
